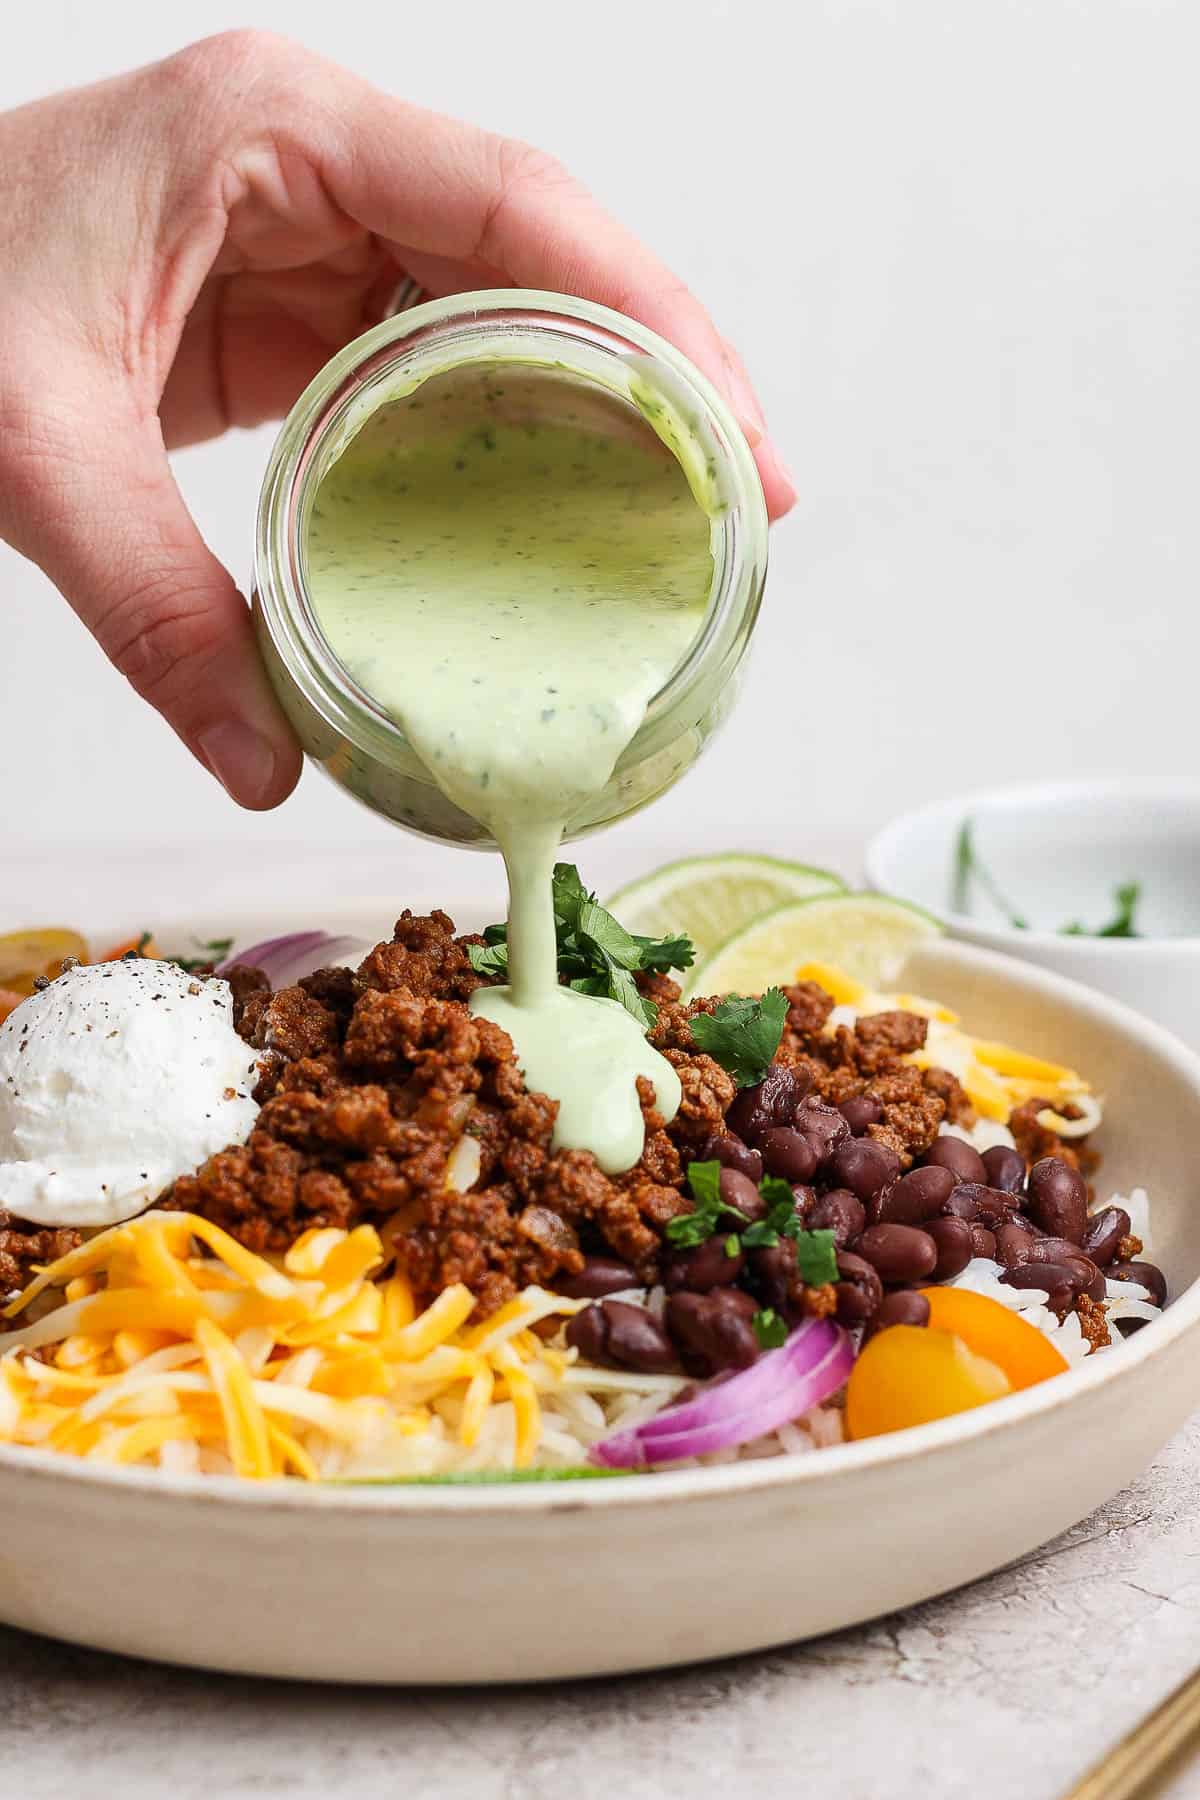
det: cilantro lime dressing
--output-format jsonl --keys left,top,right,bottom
{"left": 306, "top": 362, "right": 716, "bottom": 1171}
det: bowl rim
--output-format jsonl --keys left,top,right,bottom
{"left": 2, "top": 929, "right": 1198, "bottom": 1517}
{"left": 865, "top": 776, "right": 1200, "bottom": 953}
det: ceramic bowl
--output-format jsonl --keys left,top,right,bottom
{"left": 2, "top": 910, "right": 1200, "bottom": 1684}
{"left": 865, "top": 779, "right": 1200, "bottom": 1047}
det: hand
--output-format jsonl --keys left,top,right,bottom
{"left": 0, "top": 31, "right": 796, "bottom": 809}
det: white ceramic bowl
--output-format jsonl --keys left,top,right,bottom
{"left": 866, "top": 779, "right": 1200, "bottom": 1047}
{"left": 2, "top": 911, "right": 1200, "bottom": 1684}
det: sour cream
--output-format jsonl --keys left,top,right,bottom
{"left": 0, "top": 960, "right": 260, "bottom": 1226}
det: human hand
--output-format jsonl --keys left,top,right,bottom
{"left": 0, "top": 31, "right": 796, "bottom": 809}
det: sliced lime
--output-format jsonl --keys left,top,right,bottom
{"left": 606, "top": 854, "right": 845, "bottom": 967}
{"left": 684, "top": 892, "right": 942, "bottom": 997}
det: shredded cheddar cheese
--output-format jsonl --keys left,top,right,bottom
{"left": 0, "top": 1213, "right": 588, "bottom": 1481}
{"left": 804, "top": 963, "right": 1097, "bottom": 1128}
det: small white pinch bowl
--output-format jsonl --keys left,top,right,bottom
{"left": 866, "top": 779, "right": 1200, "bottom": 1047}
{"left": 2, "top": 907, "right": 1200, "bottom": 1684}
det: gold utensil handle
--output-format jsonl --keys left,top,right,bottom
{"left": 1063, "top": 1663, "right": 1200, "bottom": 1799}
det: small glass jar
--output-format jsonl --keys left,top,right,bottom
{"left": 254, "top": 289, "right": 768, "bottom": 847}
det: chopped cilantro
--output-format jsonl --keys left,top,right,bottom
{"left": 955, "top": 820, "right": 1142, "bottom": 939}
{"left": 1062, "top": 880, "right": 1142, "bottom": 939}
{"left": 752, "top": 1307, "right": 788, "bottom": 1349}
{"left": 170, "top": 935, "right": 234, "bottom": 973}
{"left": 690, "top": 988, "right": 788, "bottom": 1088}
{"left": 739, "top": 1180, "right": 803, "bottom": 1249}
{"left": 664, "top": 1159, "right": 746, "bottom": 1246}
{"left": 468, "top": 863, "right": 696, "bottom": 1029}
{"left": 794, "top": 1228, "right": 839, "bottom": 1286}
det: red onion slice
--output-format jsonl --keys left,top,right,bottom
{"left": 216, "top": 932, "right": 369, "bottom": 989}
{"left": 590, "top": 1317, "right": 854, "bottom": 1469}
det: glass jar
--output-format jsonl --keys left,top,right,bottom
{"left": 253, "top": 288, "right": 768, "bottom": 847}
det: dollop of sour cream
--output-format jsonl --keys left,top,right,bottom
{"left": 0, "top": 960, "right": 260, "bottom": 1228}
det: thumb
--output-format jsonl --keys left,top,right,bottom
{"left": 3, "top": 390, "right": 302, "bottom": 810}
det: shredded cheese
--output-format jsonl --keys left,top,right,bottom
{"left": 0, "top": 1212, "right": 584, "bottom": 1481}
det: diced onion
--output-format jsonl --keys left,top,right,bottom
{"left": 589, "top": 1317, "right": 854, "bottom": 1468}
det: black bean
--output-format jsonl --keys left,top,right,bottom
{"left": 665, "top": 1289, "right": 760, "bottom": 1375}
{"left": 828, "top": 1138, "right": 901, "bottom": 1202}
{"left": 857, "top": 1223, "right": 939, "bottom": 1284}
{"left": 924, "top": 1216, "right": 973, "bottom": 1281}
{"left": 1082, "top": 1206, "right": 1132, "bottom": 1268}
{"left": 999, "top": 1262, "right": 1083, "bottom": 1315}
{"left": 795, "top": 1098, "right": 851, "bottom": 1153}
{"left": 969, "top": 1225, "right": 997, "bottom": 1260}
{"left": 727, "top": 1065, "right": 810, "bottom": 1144}
{"left": 1024, "top": 1239, "right": 1104, "bottom": 1301}
{"left": 981, "top": 1144, "right": 1026, "bottom": 1195}
{"left": 1107, "top": 1261, "right": 1167, "bottom": 1307}
{"left": 807, "top": 1187, "right": 866, "bottom": 1249}
{"left": 834, "top": 1250, "right": 883, "bottom": 1324}
{"left": 942, "top": 1187, "right": 979, "bottom": 1222}
{"left": 994, "top": 1222, "right": 1037, "bottom": 1269}
{"left": 564, "top": 1303, "right": 608, "bottom": 1361}
{"left": 790, "top": 1184, "right": 818, "bottom": 1222}
{"left": 718, "top": 1166, "right": 766, "bottom": 1223}
{"left": 558, "top": 1257, "right": 639, "bottom": 1300}
{"left": 750, "top": 1239, "right": 797, "bottom": 1312}
{"left": 662, "top": 1235, "right": 745, "bottom": 1293}
{"left": 1027, "top": 1157, "right": 1088, "bottom": 1244}
{"left": 566, "top": 1300, "right": 677, "bottom": 1373}
{"left": 872, "top": 1290, "right": 932, "bottom": 1332}
{"left": 758, "top": 1126, "right": 818, "bottom": 1184}
{"left": 923, "top": 1136, "right": 987, "bottom": 1185}
{"left": 954, "top": 1183, "right": 1022, "bottom": 1229}
{"left": 699, "top": 1132, "right": 763, "bottom": 1184}
{"left": 873, "top": 1164, "right": 954, "bottom": 1225}
{"left": 839, "top": 1094, "right": 883, "bottom": 1137}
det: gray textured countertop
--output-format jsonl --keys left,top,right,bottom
{"left": 4, "top": 1417, "right": 1200, "bottom": 1800}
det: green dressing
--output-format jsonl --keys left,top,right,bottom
{"left": 305, "top": 363, "right": 715, "bottom": 1171}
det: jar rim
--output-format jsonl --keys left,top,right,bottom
{"left": 255, "top": 287, "right": 768, "bottom": 780}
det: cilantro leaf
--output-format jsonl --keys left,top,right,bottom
{"left": 665, "top": 1160, "right": 747, "bottom": 1246}
{"left": 794, "top": 1229, "right": 838, "bottom": 1286}
{"left": 752, "top": 1307, "right": 788, "bottom": 1349}
{"left": 632, "top": 932, "right": 695, "bottom": 974}
{"left": 467, "top": 941, "right": 510, "bottom": 979}
{"left": 473, "top": 863, "right": 696, "bottom": 1030}
{"left": 690, "top": 989, "right": 788, "bottom": 1088}
{"left": 1062, "top": 880, "right": 1142, "bottom": 940}
{"left": 686, "top": 1160, "right": 723, "bottom": 1211}
{"left": 957, "top": 820, "right": 1142, "bottom": 940}
{"left": 170, "top": 935, "right": 234, "bottom": 973}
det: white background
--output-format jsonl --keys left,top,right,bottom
{"left": 4, "top": 0, "right": 1198, "bottom": 923}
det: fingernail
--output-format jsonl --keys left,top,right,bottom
{"left": 198, "top": 720, "right": 279, "bottom": 808}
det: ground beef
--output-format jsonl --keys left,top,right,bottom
{"left": 1008, "top": 1097, "right": 1097, "bottom": 1179}
{"left": 161, "top": 910, "right": 1010, "bottom": 1314}
{"left": 1075, "top": 1293, "right": 1111, "bottom": 1351}
{"left": 0, "top": 1215, "right": 82, "bottom": 1301}
{"left": 356, "top": 909, "right": 483, "bottom": 1002}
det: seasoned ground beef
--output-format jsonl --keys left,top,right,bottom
{"left": 0, "top": 1215, "right": 82, "bottom": 1301}
{"left": 159, "top": 908, "right": 1082, "bottom": 1317}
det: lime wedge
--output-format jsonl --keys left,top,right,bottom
{"left": 606, "top": 854, "right": 845, "bottom": 966}
{"left": 684, "top": 893, "right": 942, "bottom": 998}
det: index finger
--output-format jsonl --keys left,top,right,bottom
{"left": 302, "top": 77, "right": 795, "bottom": 519}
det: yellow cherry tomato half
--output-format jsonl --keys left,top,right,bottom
{"left": 918, "top": 1286, "right": 1069, "bottom": 1390}
{"left": 845, "top": 1325, "right": 1012, "bottom": 1440}
{"left": 0, "top": 928, "right": 89, "bottom": 996}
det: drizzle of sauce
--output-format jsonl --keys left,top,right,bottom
{"left": 305, "top": 362, "right": 715, "bottom": 1171}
